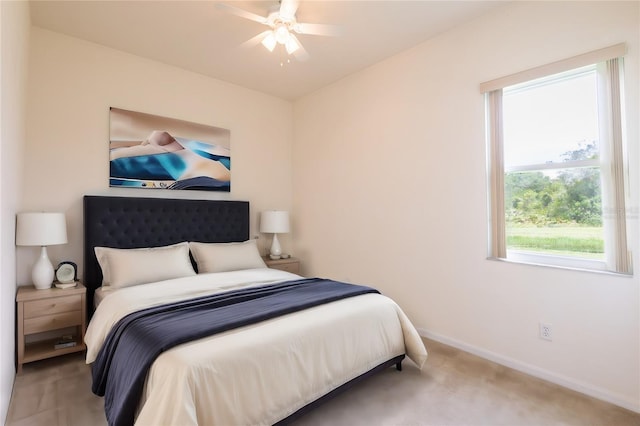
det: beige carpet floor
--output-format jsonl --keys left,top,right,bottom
{"left": 6, "top": 338, "right": 639, "bottom": 426}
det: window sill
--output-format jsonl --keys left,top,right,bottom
{"left": 487, "top": 252, "right": 633, "bottom": 277}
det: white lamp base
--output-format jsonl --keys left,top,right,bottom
{"left": 269, "top": 233, "right": 282, "bottom": 259}
{"left": 32, "top": 246, "right": 54, "bottom": 290}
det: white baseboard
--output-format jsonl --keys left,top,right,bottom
{"left": 417, "top": 328, "right": 640, "bottom": 414}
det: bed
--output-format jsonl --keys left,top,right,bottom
{"left": 83, "top": 195, "right": 427, "bottom": 426}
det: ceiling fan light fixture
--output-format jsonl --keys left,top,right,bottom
{"left": 221, "top": 0, "right": 338, "bottom": 60}
{"left": 274, "top": 24, "right": 290, "bottom": 44}
{"left": 261, "top": 31, "right": 277, "bottom": 51}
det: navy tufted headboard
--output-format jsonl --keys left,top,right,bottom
{"left": 83, "top": 195, "right": 249, "bottom": 313}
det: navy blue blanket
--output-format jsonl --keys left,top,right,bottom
{"left": 91, "top": 278, "right": 379, "bottom": 426}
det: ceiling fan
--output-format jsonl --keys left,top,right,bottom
{"left": 216, "top": 0, "right": 339, "bottom": 61}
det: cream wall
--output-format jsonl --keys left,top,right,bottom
{"left": 293, "top": 1, "right": 639, "bottom": 411}
{"left": 19, "top": 27, "right": 294, "bottom": 285}
{"left": 0, "top": 1, "right": 30, "bottom": 422}
{"left": 11, "top": 0, "right": 639, "bottom": 417}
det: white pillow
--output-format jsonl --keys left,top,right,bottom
{"left": 95, "top": 242, "right": 195, "bottom": 289}
{"left": 189, "top": 240, "right": 267, "bottom": 273}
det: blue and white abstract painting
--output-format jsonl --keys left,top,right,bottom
{"left": 109, "top": 108, "right": 231, "bottom": 192}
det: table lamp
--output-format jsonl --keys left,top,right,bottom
{"left": 260, "top": 210, "right": 290, "bottom": 259}
{"left": 16, "top": 212, "right": 68, "bottom": 290}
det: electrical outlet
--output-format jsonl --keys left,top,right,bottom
{"left": 539, "top": 322, "right": 553, "bottom": 341}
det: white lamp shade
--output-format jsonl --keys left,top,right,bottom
{"left": 285, "top": 36, "right": 300, "bottom": 55}
{"left": 260, "top": 211, "right": 290, "bottom": 234}
{"left": 261, "top": 32, "right": 277, "bottom": 52}
{"left": 16, "top": 212, "right": 68, "bottom": 246}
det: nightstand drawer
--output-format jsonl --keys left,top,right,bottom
{"left": 263, "top": 256, "right": 301, "bottom": 275}
{"left": 271, "top": 263, "right": 300, "bottom": 274}
{"left": 23, "top": 295, "right": 81, "bottom": 319}
{"left": 24, "top": 311, "right": 82, "bottom": 334}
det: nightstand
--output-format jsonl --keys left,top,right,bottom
{"left": 263, "top": 256, "right": 300, "bottom": 274}
{"left": 16, "top": 283, "right": 87, "bottom": 373}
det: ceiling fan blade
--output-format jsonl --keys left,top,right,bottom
{"left": 240, "top": 30, "right": 272, "bottom": 49}
{"left": 290, "top": 34, "right": 310, "bottom": 61}
{"left": 216, "top": 3, "right": 268, "bottom": 25}
{"left": 293, "top": 22, "right": 341, "bottom": 37}
{"left": 279, "top": 0, "right": 299, "bottom": 21}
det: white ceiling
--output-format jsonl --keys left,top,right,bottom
{"left": 30, "top": 1, "right": 504, "bottom": 100}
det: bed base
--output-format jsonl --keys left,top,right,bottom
{"left": 276, "top": 354, "right": 405, "bottom": 425}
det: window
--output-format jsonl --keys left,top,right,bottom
{"left": 482, "top": 44, "right": 632, "bottom": 274}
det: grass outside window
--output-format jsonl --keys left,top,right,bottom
{"left": 506, "top": 225, "right": 604, "bottom": 259}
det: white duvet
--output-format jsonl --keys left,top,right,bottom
{"left": 85, "top": 269, "right": 428, "bottom": 425}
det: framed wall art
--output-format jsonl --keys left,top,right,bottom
{"left": 109, "top": 107, "right": 231, "bottom": 192}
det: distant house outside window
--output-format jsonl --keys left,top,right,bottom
{"left": 482, "top": 45, "right": 632, "bottom": 274}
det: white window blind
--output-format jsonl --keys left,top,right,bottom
{"left": 480, "top": 44, "right": 627, "bottom": 93}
